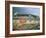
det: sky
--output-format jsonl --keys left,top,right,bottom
{"left": 13, "top": 7, "right": 40, "bottom": 16}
